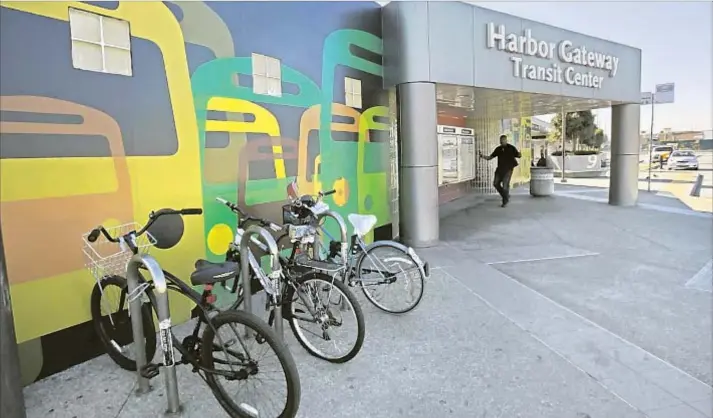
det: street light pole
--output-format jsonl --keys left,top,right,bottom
{"left": 647, "top": 93, "right": 656, "bottom": 192}
{"left": 0, "top": 225, "right": 27, "bottom": 418}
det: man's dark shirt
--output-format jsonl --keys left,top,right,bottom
{"left": 490, "top": 144, "right": 521, "bottom": 172}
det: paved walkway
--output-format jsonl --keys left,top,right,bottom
{"left": 21, "top": 187, "right": 713, "bottom": 418}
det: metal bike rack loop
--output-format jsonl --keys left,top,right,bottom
{"left": 126, "top": 254, "right": 181, "bottom": 415}
{"left": 317, "top": 210, "right": 349, "bottom": 265}
{"left": 240, "top": 225, "right": 283, "bottom": 339}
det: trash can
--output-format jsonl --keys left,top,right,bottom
{"left": 530, "top": 167, "right": 555, "bottom": 197}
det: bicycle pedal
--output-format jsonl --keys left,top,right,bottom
{"left": 139, "top": 363, "right": 161, "bottom": 379}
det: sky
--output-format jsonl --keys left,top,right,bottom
{"left": 472, "top": 1, "right": 713, "bottom": 134}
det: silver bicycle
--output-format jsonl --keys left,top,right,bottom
{"left": 278, "top": 181, "right": 430, "bottom": 314}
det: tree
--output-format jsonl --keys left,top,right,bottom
{"left": 583, "top": 128, "right": 606, "bottom": 148}
{"left": 549, "top": 110, "right": 602, "bottom": 150}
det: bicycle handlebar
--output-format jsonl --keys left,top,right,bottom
{"left": 87, "top": 208, "right": 203, "bottom": 243}
{"left": 215, "top": 197, "right": 282, "bottom": 232}
{"left": 321, "top": 189, "right": 336, "bottom": 196}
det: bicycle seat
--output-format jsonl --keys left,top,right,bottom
{"left": 190, "top": 259, "right": 239, "bottom": 286}
{"left": 348, "top": 214, "right": 377, "bottom": 237}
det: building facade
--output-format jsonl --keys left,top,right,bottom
{"left": 1, "top": 0, "right": 643, "bottom": 383}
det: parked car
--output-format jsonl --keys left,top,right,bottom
{"left": 666, "top": 150, "right": 699, "bottom": 170}
{"left": 652, "top": 145, "right": 674, "bottom": 163}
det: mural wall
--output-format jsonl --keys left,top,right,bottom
{"left": 0, "top": 0, "right": 392, "bottom": 383}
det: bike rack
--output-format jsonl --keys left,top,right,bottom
{"left": 240, "top": 225, "right": 284, "bottom": 339}
{"left": 126, "top": 254, "right": 181, "bottom": 415}
{"left": 317, "top": 210, "right": 349, "bottom": 265}
{"left": 316, "top": 211, "right": 350, "bottom": 310}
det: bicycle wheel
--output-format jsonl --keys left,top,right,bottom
{"left": 355, "top": 244, "right": 425, "bottom": 314}
{"left": 202, "top": 310, "right": 301, "bottom": 418}
{"left": 90, "top": 275, "right": 157, "bottom": 371}
{"left": 285, "top": 272, "right": 365, "bottom": 363}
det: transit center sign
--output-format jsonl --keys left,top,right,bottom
{"left": 486, "top": 23, "right": 620, "bottom": 90}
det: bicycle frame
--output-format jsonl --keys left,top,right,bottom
{"left": 318, "top": 226, "right": 430, "bottom": 287}
{"left": 130, "top": 261, "right": 270, "bottom": 395}
{"left": 228, "top": 228, "right": 329, "bottom": 328}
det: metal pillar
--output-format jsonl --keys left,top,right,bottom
{"left": 560, "top": 107, "right": 567, "bottom": 183}
{"left": 397, "top": 82, "right": 439, "bottom": 248}
{"left": 240, "top": 226, "right": 282, "bottom": 338}
{"left": 609, "top": 103, "right": 641, "bottom": 206}
{"left": 0, "top": 226, "right": 27, "bottom": 418}
{"left": 125, "top": 254, "right": 181, "bottom": 414}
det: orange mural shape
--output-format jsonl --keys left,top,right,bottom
{"left": 238, "top": 135, "right": 299, "bottom": 220}
{"left": 0, "top": 96, "right": 133, "bottom": 284}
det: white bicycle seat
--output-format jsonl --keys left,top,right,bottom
{"left": 348, "top": 213, "right": 377, "bottom": 237}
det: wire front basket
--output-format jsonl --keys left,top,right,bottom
{"left": 82, "top": 222, "right": 157, "bottom": 284}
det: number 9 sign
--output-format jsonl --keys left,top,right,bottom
{"left": 587, "top": 154, "right": 599, "bottom": 169}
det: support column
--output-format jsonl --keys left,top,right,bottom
{"left": 397, "top": 82, "right": 439, "bottom": 248}
{"left": 609, "top": 103, "right": 641, "bottom": 206}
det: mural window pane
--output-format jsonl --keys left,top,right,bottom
{"left": 69, "top": 8, "right": 101, "bottom": 43}
{"left": 102, "top": 16, "right": 130, "bottom": 49}
{"left": 266, "top": 77, "right": 282, "bottom": 97}
{"left": 266, "top": 57, "right": 281, "bottom": 79}
{"left": 352, "top": 93, "right": 362, "bottom": 109}
{"left": 253, "top": 75, "right": 268, "bottom": 95}
{"left": 251, "top": 53, "right": 266, "bottom": 76}
{"left": 104, "top": 46, "right": 132, "bottom": 76}
{"left": 69, "top": 8, "right": 132, "bottom": 76}
{"left": 352, "top": 79, "right": 362, "bottom": 95}
{"left": 71, "top": 40, "right": 103, "bottom": 72}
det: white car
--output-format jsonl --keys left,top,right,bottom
{"left": 666, "top": 150, "right": 699, "bottom": 170}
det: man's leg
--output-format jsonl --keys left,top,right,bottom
{"left": 493, "top": 171, "right": 505, "bottom": 200}
{"left": 501, "top": 169, "right": 514, "bottom": 205}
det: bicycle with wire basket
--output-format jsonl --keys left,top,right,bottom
{"left": 215, "top": 196, "right": 366, "bottom": 364}
{"left": 83, "top": 221, "right": 158, "bottom": 370}
{"left": 84, "top": 208, "right": 301, "bottom": 418}
{"left": 277, "top": 180, "right": 430, "bottom": 314}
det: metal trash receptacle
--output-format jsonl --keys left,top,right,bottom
{"left": 530, "top": 167, "right": 555, "bottom": 197}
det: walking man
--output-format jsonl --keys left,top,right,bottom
{"left": 479, "top": 134, "right": 521, "bottom": 207}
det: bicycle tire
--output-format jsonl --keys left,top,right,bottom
{"left": 202, "top": 310, "right": 301, "bottom": 418}
{"left": 90, "top": 275, "right": 157, "bottom": 371}
{"left": 355, "top": 244, "right": 426, "bottom": 314}
{"left": 284, "top": 272, "right": 365, "bottom": 363}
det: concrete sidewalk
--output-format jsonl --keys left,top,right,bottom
{"left": 21, "top": 188, "right": 712, "bottom": 418}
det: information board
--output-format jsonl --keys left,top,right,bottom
{"left": 438, "top": 134, "right": 459, "bottom": 185}
{"left": 457, "top": 134, "right": 476, "bottom": 181}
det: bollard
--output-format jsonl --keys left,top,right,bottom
{"left": 690, "top": 174, "right": 704, "bottom": 197}
{"left": 0, "top": 227, "right": 27, "bottom": 418}
{"left": 240, "top": 226, "right": 282, "bottom": 338}
{"left": 126, "top": 254, "right": 181, "bottom": 414}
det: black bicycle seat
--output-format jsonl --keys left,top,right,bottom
{"left": 190, "top": 259, "right": 239, "bottom": 286}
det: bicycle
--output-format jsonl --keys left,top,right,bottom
{"left": 84, "top": 208, "right": 301, "bottom": 418}
{"left": 215, "top": 197, "right": 366, "bottom": 364}
{"left": 278, "top": 180, "right": 430, "bottom": 314}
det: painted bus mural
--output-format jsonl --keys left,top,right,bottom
{"left": 0, "top": 0, "right": 394, "bottom": 383}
